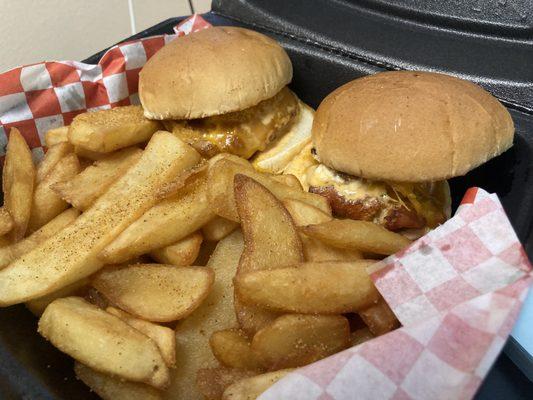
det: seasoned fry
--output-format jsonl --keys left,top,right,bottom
{"left": 100, "top": 171, "right": 214, "bottom": 264}
{"left": 359, "top": 297, "right": 400, "bottom": 336}
{"left": 39, "top": 297, "right": 169, "bottom": 388}
{"left": 301, "top": 219, "right": 412, "bottom": 255}
{"left": 169, "top": 231, "right": 243, "bottom": 400}
{"left": 3, "top": 128, "right": 35, "bottom": 240}
{"left": 44, "top": 126, "right": 69, "bottom": 147}
{"left": 25, "top": 277, "right": 89, "bottom": 316}
{"left": 150, "top": 232, "right": 203, "bottom": 266}
{"left": 210, "top": 329, "right": 262, "bottom": 371}
{"left": 52, "top": 147, "right": 142, "bottom": 211}
{"left": 74, "top": 145, "right": 108, "bottom": 161}
{"left": 0, "top": 208, "right": 79, "bottom": 270}
{"left": 68, "top": 106, "right": 161, "bottom": 153}
{"left": 222, "top": 369, "right": 293, "bottom": 400}
{"left": 107, "top": 307, "right": 176, "bottom": 367}
{"left": 235, "top": 261, "right": 380, "bottom": 314}
{"left": 197, "top": 367, "right": 256, "bottom": 400}
{"left": 75, "top": 362, "right": 163, "bottom": 400}
{"left": 207, "top": 155, "right": 330, "bottom": 221}
{"left": 251, "top": 314, "right": 350, "bottom": 369}
{"left": 350, "top": 327, "right": 374, "bottom": 347}
{"left": 36, "top": 142, "right": 74, "bottom": 183}
{"left": 0, "top": 132, "right": 200, "bottom": 306}
{"left": 269, "top": 173, "right": 302, "bottom": 189}
{"left": 0, "top": 208, "right": 14, "bottom": 237}
{"left": 28, "top": 153, "right": 81, "bottom": 232}
{"left": 234, "top": 175, "right": 303, "bottom": 335}
{"left": 93, "top": 264, "right": 214, "bottom": 322}
{"left": 202, "top": 217, "right": 240, "bottom": 242}
{"left": 282, "top": 199, "right": 332, "bottom": 225}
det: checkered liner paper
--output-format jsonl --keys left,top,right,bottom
{"left": 0, "top": 14, "right": 530, "bottom": 400}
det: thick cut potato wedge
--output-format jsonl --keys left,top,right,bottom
{"left": 93, "top": 264, "right": 214, "bottom": 322}
{"left": 282, "top": 199, "right": 332, "bottom": 225}
{"left": 0, "top": 132, "right": 200, "bottom": 306}
{"left": 202, "top": 217, "right": 239, "bottom": 242}
{"left": 236, "top": 261, "right": 380, "bottom": 314}
{"left": 150, "top": 232, "right": 203, "bottom": 266}
{"left": 26, "top": 277, "right": 89, "bottom": 316}
{"left": 28, "top": 153, "right": 81, "bottom": 232}
{"left": 301, "top": 219, "right": 412, "bottom": 255}
{"left": 300, "top": 235, "right": 363, "bottom": 262}
{"left": 234, "top": 175, "right": 304, "bottom": 335}
{"left": 207, "top": 155, "right": 330, "bottom": 222}
{"left": 38, "top": 297, "right": 169, "bottom": 388}
{"left": 222, "top": 369, "right": 293, "bottom": 400}
{"left": 52, "top": 147, "right": 142, "bottom": 211}
{"left": 44, "top": 126, "right": 69, "bottom": 147}
{"left": 100, "top": 171, "right": 214, "bottom": 264}
{"left": 0, "top": 207, "right": 14, "bottom": 237}
{"left": 351, "top": 327, "right": 374, "bottom": 347}
{"left": 107, "top": 307, "right": 176, "bottom": 367}
{"left": 197, "top": 367, "right": 256, "bottom": 400}
{"left": 74, "top": 146, "right": 108, "bottom": 161}
{"left": 210, "top": 329, "right": 262, "bottom": 371}
{"left": 75, "top": 363, "right": 162, "bottom": 400}
{"left": 359, "top": 297, "right": 400, "bottom": 336}
{"left": 68, "top": 106, "right": 161, "bottom": 153}
{"left": 0, "top": 208, "right": 79, "bottom": 270}
{"left": 251, "top": 314, "right": 350, "bottom": 369}
{"left": 3, "top": 128, "right": 35, "bottom": 240}
{"left": 36, "top": 142, "right": 74, "bottom": 183}
{"left": 252, "top": 102, "right": 314, "bottom": 174}
{"left": 169, "top": 231, "right": 243, "bottom": 400}
{"left": 270, "top": 173, "right": 301, "bottom": 189}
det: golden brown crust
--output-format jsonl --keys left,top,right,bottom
{"left": 139, "top": 27, "right": 293, "bottom": 120}
{"left": 312, "top": 71, "right": 514, "bottom": 182}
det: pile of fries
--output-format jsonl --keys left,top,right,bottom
{"left": 0, "top": 105, "right": 406, "bottom": 400}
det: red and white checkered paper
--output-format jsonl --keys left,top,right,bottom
{"left": 260, "top": 188, "right": 531, "bottom": 400}
{"left": 0, "top": 14, "right": 530, "bottom": 400}
{"left": 0, "top": 14, "right": 210, "bottom": 161}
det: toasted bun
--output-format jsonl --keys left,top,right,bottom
{"left": 139, "top": 26, "right": 292, "bottom": 120}
{"left": 313, "top": 71, "right": 514, "bottom": 182}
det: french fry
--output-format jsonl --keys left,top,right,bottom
{"left": 44, "top": 126, "right": 69, "bottom": 147}
{"left": 359, "top": 297, "right": 400, "bottom": 336}
{"left": 0, "top": 132, "right": 200, "bottom": 306}
{"left": 68, "top": 106, "right": 161, "bottom": 153}
{"left": 234, "top": 175, "right": 303, "bottom": 335}
{"left": 222, "top": 369, "right": 293, "bottom": 400}
{"left": 251, "top": 314, "right": 350, "bottom": 369}
{"left": 107, "top": 307, "right": 176, "bottom": 367}
{"left": 150, "top": 232, "right": 203, "bottom": 266}
{"left": 75, "top": 362, "right": 163, "bottom": 400}
{"left": 282, "top": 199, "right": 332, "bottom": 225}
{"left": 350, "top": 327, "right": 374, "bottom": 347}
{"left": 93, "top": 264, "right": 214, "bottom": 322}
{"left": 0, "top": 207, "right": 14, "bottom": 237}
{"left": 28, "top": 153, "right": 81, "bottom": 232}
{"left": 25, "top": 277, "right": 89, "bottom": 316}
{"left": 196, "top": 367, "right": 256, "bottom": 400}
{"left": 301, "top": 219, "right": 412, "bottom": 255}
{"left": 100, "top": 171, "right": 214, "bottom": 264}
{"left": 269, "top": 173, "right": 302, "bottom": 189}
{"left": 36, "top": 142, "right": 74, "bottom": 183}
{"left": 169, "top": 231, "right": 243, "bottom": 400}
{"left": 74, "top": 145, "right": 108, "bottom": 161}
{"left": 207, "top": 155, "right": 330, "bottom": 222}
{"left": 210, "top": 329, "right": 263, "bottom": 371}
{"left": 202, "top": 217, "right": 239, "bottom": 242}
{"left": 3, "top": 128, "right": 35, "bottom": 240}
{"left": 235, "top": 261, "right": 380, "bottom": 314}
{"left": 52, "top": 147, "right": 143, "bottom": 211}
{"left": 39, "top": 297, "right": 169, "bottom": 388}
{"left": 0, "top": 208, "right": 79, "bottom": 270}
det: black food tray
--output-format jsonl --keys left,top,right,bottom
{"left": 1, "top": 1, "right": 532, "bottom": 398}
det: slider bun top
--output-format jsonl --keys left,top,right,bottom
{"left": 139, "top": 26, "right": 292, "bottom": 120}
{"left": 312, "top": 71, "right": 514, "bottom": 182}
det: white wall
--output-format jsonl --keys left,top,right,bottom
{"left": 0, "top": 0, "right": 211, "bottom": 73}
